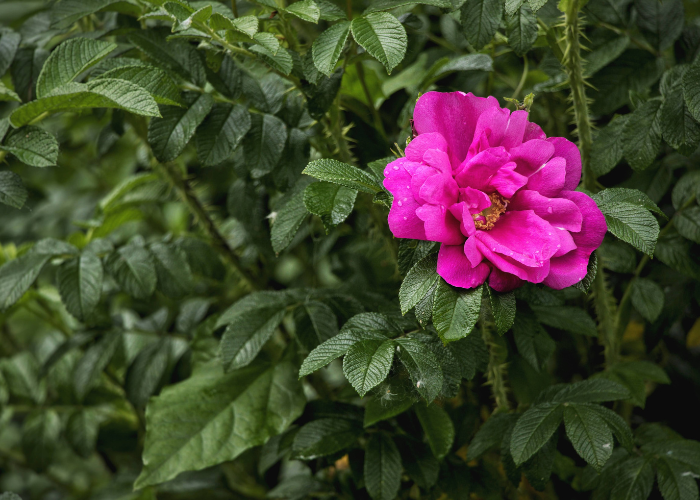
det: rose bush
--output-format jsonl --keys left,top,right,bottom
{"left": 384, "top": 91, "right": 606, "bottom": 291}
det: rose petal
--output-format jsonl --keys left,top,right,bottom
{"left": 423, "top": 148, "right": 453, "bottom": 175}
{"left": 437, "top": 244, "right": 490, "bottom": 289}
{"left": 459, "top": 186, "right": 491, "bottom": 213}
{"left": 455, "top": 147, "right": 509, "bottom": 190}
{"left": 523, "top": 122, "right": 546, "bottom": 142}
{"left": 488, "top": 162, "right": 528, "bottom": 198}
{"left": 510, "top": 139, "right": 555, "bottom": 177}
{"left": 543, "top": 249, "right": 591, "bottom": 289}
{"left": 449, "top": 202, "right": 477, "bottom": 237}
{"left": 405, "top": 132, "right": 448, "bottom": 163}
{"left": 489, "top": 267, "right": 524, "bottom": 292}
{"left": 415, "top": 204, "right": 464, "bottom": 245}
{"left": 548, "top": 137, "right": 582, "bottom": 191}
{"left": 500, "top": 110, "right": 529, "bottom": 150}
{"left": 527, "top": 156, "right": 566, "bottom": 197}
{"left": 560, "top": 191, "right": 607, "bottom": 252}
{"left": 414, "top": 91, "right": 499, "bottom": 168}
{"left": 468, "top": 107, "right": 510, "bottom": 155}
{"left": 475, "top": 237, "right": 551, "bottom": 282}
{"left": 509, "top": 190, "right": 582, "bottom": 232}
{"left": 419, "top": 173, "right": 459, "bottom": 205}
{"left": 554, "top": 228, "right": 577, "bottom": 256}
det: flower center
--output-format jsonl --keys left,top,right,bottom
{"left": 472, "top": 192, "right": 509, "bottom": 230}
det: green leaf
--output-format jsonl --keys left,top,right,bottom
{"left": 585, "top": 404, "right": 634, "bottom": 451}
{"left": 584, "top": 35, "right": 629, "bottom": 77}
{"left": 434, "top": 53, "right": 494, "bottom": 78}
{"left": 672, "top": 171, "right": 700, "bottom": 210}
{"left": 396, "top": 437, "right": 439, "bottom": 489}
{"left": 1, "top": 126, "right": 59, "bottom": 167}
{"left": 591, "top": 115, "right": 629, "bottom": 177}
{"left": 656, "top": 456, "right": 700, "bottom": 500}
{"left": 432, "top": 279, "right": 482, "bottom": 342}
{"left": 251, "top": 46, "right": 294, "bottom": 75}
{"left": 292, "top": 418, "right": 362, "bottom": 459}
{"left": 634, "top": 0, "right": 683, "bottom": 51}
{"left": 252, "top": 32, "right": 281, "bottom": 55}
{"left": 589, "top": 50, "right": 663, "bottom": 115}
{"left": 11, "top": 47, "right": 49, "bottom": 103}
{"left": 149, "top": 242, "right": 194, "bottom": 298}
{"left": 563, "top": 404, "right": 614, "bottom": 471}
{"left": 399, "top": 253, "right": 439, "bottom": 315}
{"left": 395, "top": 337, "right": 443, "bottom": 402}
{"left": 210, "top": 14, "right": 259, "bottom": 37}
{"left": 195, "top": 103, "right": 251, "bottom": 166}
{"left": 532, "top": 306, "right": 598, "bottom": 337}
{"left": 50, "top": 0, "right": 127, "bottom": 28}
{"left": 350, "top": 13, "right": 408, "bottom": 74}
{"left": 220, "top": 310, "right": 286, "bottom": 371}
{"left": 460, "top": 0, "right": 504, "bottom": 50}
{"left": 135, "top": 361, "right": 305, "bottom": 488}
{"left": 512, "top": 308, "right": 555, "bottom": 372}
{"left": 303, "top": 158, "right": 382, "bottom": 194}
{"left": 660, "top": 66, "right": 700, "bottom": 154}
{"left": 510, "top": 403, "right": 563, "bottom": 465}
{"left": 36, "top": 38, "right": 117, "bottom": 98}
{"left": 21, "top": 410, "right": 61, "bottom": 472}
{"left": 317, "top": 0, "right": 347, "bottom": 20}
{"left": 128, "top": 29, "right": 206, "bottom": 86}
{"left": 593, "top": 188, "right": 665, "bottom": 217}
{"left": 66, "top": 408, "right": 101, "bottom": 458}
{"left": 125, "top": 339, "right": 172, "bottom": 408}
{"left": 148, "top": 92, "right": 213, "bottom": 162}
{"left": 415, "top": 403, "right": 455, "bottom": 459}
{"left": 610, "top": 457, "right": 655, "bottom": 500}
{"left": 300, "top": 330, "right": 383, "bottom": 376}
{"left": 73, "top": 332, "right": 121, "bottom": 401}
{"left": 622, "top": 97, "right": 663, "bottom": 171}
{"left": 294, "top": 301, "right": 339, "bottom": 351}
{"left": 304, "top": 181, "right": 358, "bottom": 232}
{"left": 541, "top": 378, "right": 630, "bottom": 404}
{"left": 312, "top": 21, "right": 351, "bottom": 77}
{"left": 0, "top": 29, "right": 21, "bottom": 77}
{"left": 216, "top": 290, "right": 300, "bottom": 327}
{"left": 57, "top": 252, "right": 104, "bottom": 322}
{"left": 105, "top": 244, "right": 157, "bottom": 299}
{"left": 284, "top": 0, "right": 321, "bottom": 22}
{"left": 486, "top": 286, "right": 516, "bottom": 335}
{"left": 364, "top": 433, "right": 402, "bottom": 500}
{"left": 343, "top": 338, "right": 396, "bottom": 397}
{"left": 0, "top": 81, "right": 20, "bottom": 102}
{"left": 364, "top": 387, "right": 416, "bottom": 427}
{"left": 365, "top": 0, "right": 451, "bottom": 11}
{"left": 271, "top": 177, "right": 312, "bottom": 254}
{"left": 10, "top": 79, "right": 161, "bottom": 128}
{"left": 1, "top": 352, "right": 44, "bottom": 404}
{"left": 682, "top": 63, "right": 700, "bottom": 123}
{"left": 0, "top": 171, "right": 28, "bottom": 209}
{"left": 674, "top": 206, "right": 700, "bottom": 244}
{"left": 630, "top": 277, "right": 664, "bottom": 323}
{"left": 96, "top": 64, "right": 183, "bottom": 106}
{"left": 0, "top": 252, "right": 52, "bottom": 310}
{"left": 467, "top": 413, "right": 519, "bottom": 460}
{"left": 506, "top": 3, "right": 537, "bottom": 56}
{"left": 244, "top": 113, "right": 288, "bottom": 178}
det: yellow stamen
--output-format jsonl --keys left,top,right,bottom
{"left": 473, "top": 192, "right": 508, "bottom": 230}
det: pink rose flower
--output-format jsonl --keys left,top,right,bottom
{"left": 383, "top": 91, "right": 607, "bottom": 292}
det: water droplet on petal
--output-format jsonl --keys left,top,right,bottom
{"left": 547, "top": 206, "right": 553, "bottom": 213}
{"left": 398, "top": 200, "right": 402, "bottom": 206}
{"left": 492, "top": 247, "right": 496, "bottom": 251}
{"left": 393, "top": 165, "right": 399, "bottom": 170}
{"left": 403, "top": 217, "right": 407, "bottom": 220}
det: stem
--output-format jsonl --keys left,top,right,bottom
{"left": 481, "top": 316, "right": 510, "bottom": 412}
{"left": 156, "top": 162, "right": 263, "bottom": 290}
{"left": 593, "top": 262, "right": 618, "bottom": 368}
{"left": 230, "top": 0, "right": 238, "bottom": 17}
{"left": 355, "top": 61, "right": 387, "bottom": 140}
{"left": 510, "top": 54, "right": 528, "bottom": 100}
{"left": 562, "top": 0, "right": 595, "bottom": 192}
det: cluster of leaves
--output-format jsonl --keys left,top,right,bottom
{"left": 1, "top": 0, "right": 700, "bottom": 498}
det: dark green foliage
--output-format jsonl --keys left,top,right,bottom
{"left": 1, "top": 1, "right": 700, "bottom": 499}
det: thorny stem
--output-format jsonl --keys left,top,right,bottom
{"left": 481, "top": 314, "right": 510, "bottom": 412}
{"left": 156, "top": 161, "right": 263, "bottom": 291}
{"left": 593, "top": 263, "right": 618, "bottom": 368}
{"left": 562, "top": 0, "right": 595, "bottom": 193}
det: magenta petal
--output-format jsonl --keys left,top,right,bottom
{"left": 459, "top": 187, "right": 491, "bottom": 213}
{"left": 449, "top": 202, "right": 477, "bottom": 237}
{"left": 489, "top": 162, "right": 528, "bottom": 198}
{"left": 500, "top": 110, "right": 529, "bottom": 150}
{"left": 510, "top": 139, "right": 556, "bottom": 177}
{"left": 476, "top": 210, "right": 560, "bottom": 265}
{"left": 415, "top": 204, "right": 464, "bottom": 245}
{"left": 527, "top": 156, "right": 566, "bottom": 197}
{"left": 560, "top": 191, "right": 606, "bottom": 252}
{"left": 469, "top": 107, "right": 510, "bottom": 153}
{"left": 413, "top": 91, "right": 499, "bottom": 168}
{"left": 455, "top": 147, "right": 509, "bottom": 189}
{"left": 419, "top": 173, "right": 459, "bottom": 205}
{"left": 411, "top": 165, "right": 436, "bottom": 201}
{"left": 543, "top": 249, "right": 590, "bottom": 289}
{"left": 523, "top": 122, "right": 546, "bottom": 142}
{"left": 464, "top": 234, "right": 484, "bottom": 266}
{"left": 489, "top": 267, "right": 524, "bottom": 292}
{"left": 423, "top": 148, "right": 453, "bottom": 175}
{"left": 405, "top": 132, "right": 448, "bottom": 163}
{"left": 509, "top": 190, "right": 582, "bottom": 232}
{"left": 475, "top": 237, "right": 551, "bottom": 282}
{"left": 548, "top": 137, "right": 582, "bottom": 191}
{"left": 437, "top": 244, "right": 490, "bottom": 289}
{"left": 554, "top": 228, "right": 577, "bottom": 256}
